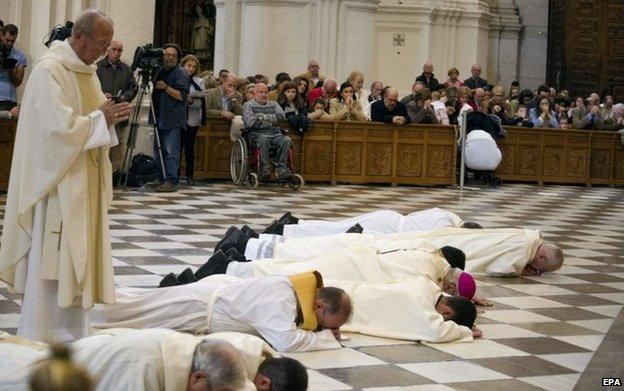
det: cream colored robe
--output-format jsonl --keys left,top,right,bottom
{"left": 228, "top": 240, "right": 450, "bottom": 289}
{"left": 0, "top": 328, "right": 272, "bottom": 391}
{"left": 0, "top": 39, "right": 116, "bottom": 309}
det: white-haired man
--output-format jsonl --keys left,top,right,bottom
{"left": 0, "top": 9, "right": 131, "bottom": 343}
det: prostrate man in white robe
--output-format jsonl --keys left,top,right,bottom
{"left": 230, "top": 227, "right": 563, "bottom": 277}
{"left": 262, "top": 208, "right": 480, "bottom": 237}
{"left": 92, "top": 272, "right": 352, "bottom": 353}
{"left": 0, "top": 10, "right": 131, "bottom": 342}
{"left": 0, "top": 328, "right": 309, "bottom": 391}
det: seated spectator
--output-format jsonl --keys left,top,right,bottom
{"left": 528, "top": 85, "right": 549, "bottom": 110}
{"left": 572, "top": 97, "right": 601, "bottom": 130}
{"left": 308, "top": 98, "right": 333, "bottom": 121}
{"left": 507, "top": 105, "right": 533, "bottom": 127}
{"left": 0, "top": 104, "right": 19, "bottom": 119}
{"left": 368, "top": 81, "right": 384, "bottom": 103}
{"left": 444, "top": 67, "right": 463, "bottom": 89}
{"left": 530, "top": 97, "right": 559, "bottom": 128}
{"left": 347, "top": 70, "right": 371, "bottom": 118}
{"left": 217, "top": 69, "right": 229, "bottom": 85}
{"left": 268, "top": 72, "right": 291, "bottom": 101}
{"left": 254, "top": 74, "right": 269, "bottom": 85}
{"left": 445, "top": 86, "right": 460, "bottom": 101}
{"left": 298, "top": 59, "right": 326, "bottom": 91}
{"left": 400, "top": 81, "right": 425, "bottom": 105}
{"left": 510, "top": 80, "right": 520, "bottom": 92}
{"left": 549, "top": 87, "right": 557, "bottom": 100}
{"left": 205, "top": 73, "right": 245, "bottom": 141}
{"left": 307, "top": 78, "right": 338, "bottom": 109}
{"left": 445, "top": 98, "right": 459, "bottom": 125}
{"left": 415, "top": 62, "right": 440, "bottom": 91}
{"left": 371, "top": 87, "right": 410, "bottom": 124}
{"left": 509, "top": 86, "right": 520, "bottom": 101}
{"left": 278, "top": 81, "right": 310, "bottom": 134}
{"left": 467, "top": 88, "right": 485, "bottom": 112}
{"left": 487, "top": 97, "right": 507, "bottom": 124}
{"left": 559, "top": 117, "right": 571, "bottom": 129}
{"left": 589, "top": 92, "right": 601, "bottom": 106}
{"left": 463, "top": 64, "right": 488, "bottom": 91}
{"left": 329, "top": 81, "right": 367, "bottom": 121}
{"left": 199, "top": 71, "right": 218, "bottom": 89}
{"left": 243, "top": 83, "right": 255, "bottom": 103}
{"left": 242, "top": 83, "right": 291, "bottom": 180}
{"left": 598, "top": 95, "right": 619, "bottom": 131}
{"left": 236, "top": 77, "right": 250, "bottom": 96}
{"left": 509, "top": 88, "right": 534, "bottom": 117}
{"left": 431, "top": 91, "right": 449, "bottom": 124}
{"left": 293, "top": 76, "right": 309, "bottom": 103}
{"left": 406, "top": 89, "right": 439, "bottom": 124}
{"left": 457, "top": 87, "right": 474, "bottom": 125}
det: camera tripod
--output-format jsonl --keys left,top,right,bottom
{"left": 117, "top": 70, "right": 167, "bottom": 190}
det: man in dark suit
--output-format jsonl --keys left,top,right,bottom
{"left": 371, "top": 87, "right": 411, "bottom": 125}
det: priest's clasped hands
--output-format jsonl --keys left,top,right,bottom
{"left": 100, "top": 98, "right": 133, "bottom": 127}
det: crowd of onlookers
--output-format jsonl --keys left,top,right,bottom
{"left": 195, "top": 61, "right": 624, "bottom": 132}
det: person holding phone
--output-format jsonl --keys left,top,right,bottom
{"left": 0, "top": 24, "right": 27, "bottom": 111}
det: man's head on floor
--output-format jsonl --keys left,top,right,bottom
{"left": 442, "top": 269, "right": 476, "bottom": 300}
{"left": 254, "top": 357, "right": 308, "bottom": 391}
{"left": 435, "top": 296, "right": 477, "bottom": 329}
{"left": 524, "top": 241, "right": 564, "bottom": 276}
{"left": 315, "top": 286, "right": 353, "bottom": 331}
{"left": 188, "top": 339, "right": 247, "bottom": 391}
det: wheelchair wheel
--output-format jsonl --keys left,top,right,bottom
{"left": 290, "top": 174, "right": 305, "bottom": 190}
{"left": 230, "top": 138, "right": 248, "bottom": 185}
{"left": 248, "top": 172, "right": 259, "bottom": 189}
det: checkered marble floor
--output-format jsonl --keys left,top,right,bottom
{"left": 1, "top": 182, "right": 624, "bottom": 390}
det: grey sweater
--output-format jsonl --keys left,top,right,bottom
{"left": 242, "top": 99, "right": 285, "bottom": 135}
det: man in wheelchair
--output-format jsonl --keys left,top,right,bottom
{"left": 242, "top": 83, "right": 293, "bottom": 181}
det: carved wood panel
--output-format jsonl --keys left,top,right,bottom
{"left": 396, "top": 144, "right": 424, "bottom": 177}
{"left": 365, "top": 142, "right": 393, "bottom": 176}
{"left": 335, "top": 142, "right": 362, "bottom": 176}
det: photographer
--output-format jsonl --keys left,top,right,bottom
{"left": 150, "top": 43, "right": 189, "bottom": 192}
{"left": 0, "top": 24, "right": 27, "bottom": 111}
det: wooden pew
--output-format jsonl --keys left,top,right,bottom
{"left": 0, "top": 118, "right": 17, "bottom": 192}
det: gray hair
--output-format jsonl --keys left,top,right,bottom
{"left": 191, "top": 340, "right": 247, "bottom": 390}
{"left": 542, "top": 241, "right": 565, "bottom": 270}
{"left": 317, "top": 287, "right": 352, "bottom": 318}
{"left": 72, "top": 9, "right": 113, "bottom": 36}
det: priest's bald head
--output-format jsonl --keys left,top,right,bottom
{"left": 315, "top": 286, "right": 352, "bottom": 332}
{"left": 523, "top": 241, "right": 564, "bottom": 276}
{"left": 187, "top": 339, "right": 247, "bottom": 391}
{"left": 69, "top": 9, "right": 114, "bottom": 65}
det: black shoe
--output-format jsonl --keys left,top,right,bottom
{"left": 276, "top": 167, "right": 293, "bottom": 180}
{"left": 214, "top": 227, "right": 249, "bottom": 255}
{"left": 277, "top": 212, "right": 299, "bottom": 225}
{"left": 146, "top": 179, "right": 164, "bottom": 188}
{"left": 241, "top": 225, "right": 259, "bottom": 239}
{"left": 345, "top": 223, "right": 363, "bottom": 234}
{"left": 195, "top": 250, "right": 233, "bottom": 280}
{"left": 195, "top": 250, "right": 228, "bottom": 280}
{"left": 159, "top": 272, "right": 179, "bottom": 288}
{"left": 441, "top": 246, "right": 466, "bottom": 270}
{"left": 224, "top": 247, "right": 247, "bottom": 262}
{"left": 177, "top": 267, "right": 197, "bottom": 285}
{"left": 262, "top": 219, "right": 285, "bottom": 235}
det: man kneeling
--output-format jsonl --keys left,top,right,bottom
{"left": 243, "top": 83, "right": 292, "bottom": 181}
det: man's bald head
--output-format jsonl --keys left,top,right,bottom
{"left": 308, "top": 59, "right": 320, "bottom": 76}
{"left": 106, "top": 40, "right": 123, "bottom": 64}
{"left": 69, "top": 9, "right": 114, "bottom": 65}
{"left": 323, "top": 78, "right": 337, "bottom": 94}
{"left": 423, "top": 62, "right": 433, "bottom": 74}
{"left": 221, "top": 73, "right": 238, "bottom": 95}
{"left": 384, "top": 87, "right": 399, "bottom": 110}
{"left": 254, "top": 83, "right": 269, "bottom": 104}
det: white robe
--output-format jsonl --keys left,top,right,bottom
{"left": 0, "top": 328, "right": 273, "bottom": 391}
{"left": 282, "top": 208, "right": 463, "bottom": 238}
{"left": 249, "top": 228, "right": 543, "bottom": 276}
{"left": 0, "top": 40, "right": 118, "bottom": 342}
{"left": 331, "top": 277, "right": 472, "bottom": 343}
{"left": 229, "top": 241, "right": 450, "bottom": 289}
{"left": 91, "top": 275, "right": 340, "bottom": 352}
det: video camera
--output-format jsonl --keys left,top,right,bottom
{"left": 131, "top": 44, "right": 164, "bottom": 72}
{"left": 44, "top": 21, "right": 74, "bottom": 47}
{"left": 0, "top": 44, "right": 17, "bottom": 70}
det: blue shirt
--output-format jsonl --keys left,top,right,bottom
{"left": 0, "top": 47, "right": 27, "bottom": 102}
{"left": 151, "top": 65, "right": 190, "bottom": 130}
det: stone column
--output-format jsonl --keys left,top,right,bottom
{"left": 496, "top": 0, "right": 523, "bottom": 89}
{"left": 213, "top": 0, "right": 241, "bottom": 75}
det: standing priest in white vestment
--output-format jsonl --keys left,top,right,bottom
{"left": 0, "top": 10, "right": 131, "bottom": 342}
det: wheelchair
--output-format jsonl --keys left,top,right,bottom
{"left": 230, "top": 130, "right": 304, "bottom": 190}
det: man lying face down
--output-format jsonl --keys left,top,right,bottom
{"left": 93, "top": 273, "right": 352, "bottom": 353}
{"left": 0, "top": 328, "right": 309, "bottom": 391}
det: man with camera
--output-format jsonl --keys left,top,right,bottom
{"left": 0, "top": 24, "right": 26, "bottom": 111}
{"left": 150, "top": 43, "right": 189, "bottom": 192}
{"left": 96, "top": 40, "right": 138, "bottom": 171}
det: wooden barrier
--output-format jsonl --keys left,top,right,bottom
{"left": 0, "top": 118, "right": 17, "bottom": 192}
{"left": 497, "top": 126, "right": 624, "bottom": 186}
{"left": 193, "top": 118, "right": 458, "bottom": 186}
